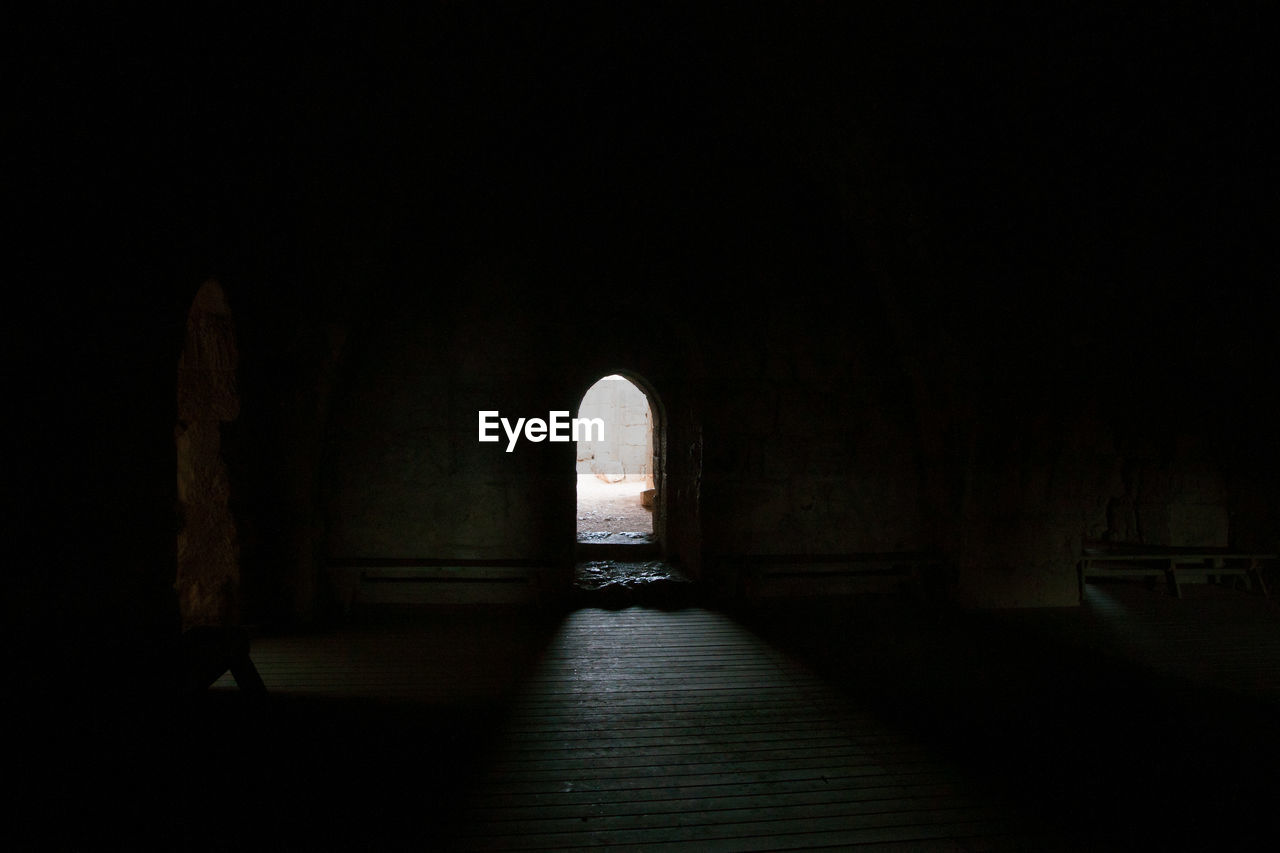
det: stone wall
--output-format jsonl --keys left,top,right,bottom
{"left": 19, "top": 4, "right": 1276, "bottom": 652}
{"left": 576, "top": 376, "right": 654, "bottom": 484}
{"left": 319, "top": 267, "right": 705, "bottom": 590}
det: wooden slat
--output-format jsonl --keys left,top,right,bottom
{"left": 204, "top": 582, "right": 1280, "bottom": 851}
{"left": 328, "top": 556, "right": 557, "bottom": 568}
{"left": 1079, "top": 546, "right": 1276, "bottom": 599}
{"left": 449, "top": 606, "right": 1037, "bottom": 850}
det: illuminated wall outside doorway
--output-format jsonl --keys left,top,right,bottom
{"left": 575, "top": 375, "right": 654, "bottom": 542}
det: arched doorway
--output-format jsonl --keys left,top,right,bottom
{"left": 575, "top": 374, "right": 657, "bottom": 545}
{"left": 570, "top": 371, "right": 695, "bottom": 598}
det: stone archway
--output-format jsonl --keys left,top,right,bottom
{"left": 575, "top": 373, "right": 657, "bottom": 545}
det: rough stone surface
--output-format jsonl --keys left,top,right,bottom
{"left": 175, "top": 280, "right": 240, "bottom": 628}
{"left": 576, "top": 375, "right": 654, "bottom": 483}
{"left": 571, "top": 560, "right": 696, "bottom": 608}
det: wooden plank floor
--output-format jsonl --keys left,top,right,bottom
{"left": 445, "top": 607, "right": 1045, "bottom": 851}
{"left": 740, "top": 585, "right": 1280, "bottom": 852}
{"left": 203, "top": 586, "right": 1280, "bottom": 850}
{"left": 213, "top": 618, "right": 539, "bottom": 704}
{"left": 1061, "top": 582, "right": 1280, "bottom": 700}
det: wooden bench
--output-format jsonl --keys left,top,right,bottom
{"left": 327, "top": 557, "right": 556, "bottom": 611}
{"left": 1078, "top": 540, "right": 1274, "bottom": 600}
{"left": 182, "top": 625, "right": 266, "bottom": 700}
{"left": 715, "top": 552, "right": 952, "bottom": 600}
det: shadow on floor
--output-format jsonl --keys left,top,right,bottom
{"left": 733, "top": 595, "right": 1280, "bottom": 852}
{"left": 44, "top": 592, "right": 1280, "bottom": 851}
{"left": 170, "top": 693, "right": 507, "bottom": 851}
{"left": 42, "top": 611, "right": 566, "bottom": 852}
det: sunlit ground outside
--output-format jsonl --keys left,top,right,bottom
{"left": 576, "top": 474, "right": 653, "bottom": 543}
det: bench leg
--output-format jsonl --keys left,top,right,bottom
{"left": 183, "top": 626, "right": 266, "bottom": 701}
{"left": 1166, "top": 560, "right": 1182, "bottom": 598}
{"left": 1251, "top": 559, "right": 1270, "bottom": 599}
{"left": 230, "top": 656, "right": 266, "bottom": 698}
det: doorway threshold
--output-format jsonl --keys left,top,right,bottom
{"left": 575, "top": 540, "right": 659, "bottom": 561}
{"left": 571, "top": 557, "right": 696, "bottom": 608}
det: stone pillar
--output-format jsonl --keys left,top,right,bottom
{"left": 175, "top": 279, "right": 240, "bottom": 628}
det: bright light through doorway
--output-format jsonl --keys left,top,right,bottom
{"left": 576, "top": 375, "right": 654, "bottom": 544}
